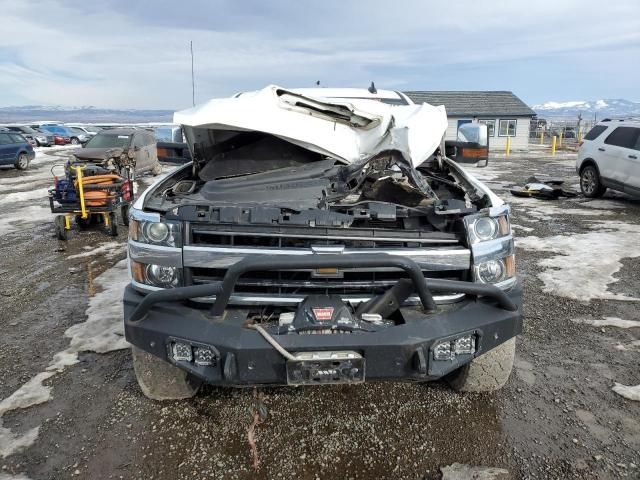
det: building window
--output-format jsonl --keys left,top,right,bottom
{"left": 499, "top": 119, "right": 517, "bottom": 137}
{"left": 479, "top": 119, "right": 495, "bottom": 136}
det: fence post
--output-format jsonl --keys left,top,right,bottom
{"left": 558, "top": 131, "right": 563, "bottom": 148}
{"left": 539, "top": 130, "right": 544, "bottom": 145}
{"left": 506, "top": 136, "right": 511, "bottom": 156}
{"left": 551, "top": 136, "right": 557, "bottom": 156}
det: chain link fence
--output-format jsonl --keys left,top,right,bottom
{"left": 528, "top": 118, "right": 598, "bottom": 148}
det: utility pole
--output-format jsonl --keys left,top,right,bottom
{"left": 190, "top": 41, "right": 195, "bottom": 107}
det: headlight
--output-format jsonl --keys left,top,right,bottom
{"left": 144, "top": 222, "right": 169, "bottom": 243}
{"left": 130, "top": 219, "right": 182, "bottom": 247}
{"left": 465, "top": 213, "right": 510, "bottom": 245}
{"left": 465, "top": 207, "right": 516, "bottom": 289}
{"left": 473, "top": 217, "right": 498, "bottom": 241}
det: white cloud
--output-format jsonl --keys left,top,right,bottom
{"left": 1, "top": 0, "right": 639, "bottom": 108}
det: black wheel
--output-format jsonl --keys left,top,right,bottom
{"left": 70, "top": 137, "right": 80, "bottom": 145}
{"left": 54, "top": 216, "right": 68, "bottom": 241}
{"left": 580, "top": 165, "right": 606, "bottom": 198}
{"left": 132, "top": 347, "right": 201, "bottom": 401}
{"left": 121, "top": 204, "right": 130, "bottom": 226}
{"left": 15, "top": 153, "right": 29, "bottom": 170}
{"left": 75, "top": 215, "right": 91, "bottom": 229}
{"left": 108, "top": 212, "right": 118, "bottom": 236}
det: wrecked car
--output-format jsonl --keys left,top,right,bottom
{"left": 123, "top": 86, "right": 522, "bottom": 400}
{"left": 73, "top": 128, "right": 162, "bottom": 178}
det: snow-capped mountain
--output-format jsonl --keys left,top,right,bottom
{"left": 0, "top": 105, "right": 174, "bottom": 123}
{"left": 533, "top": 99, "right": 640, "bottom": 119}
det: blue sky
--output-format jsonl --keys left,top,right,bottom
{"left": 1, "top": 0, "right": 639, "bottom": 109}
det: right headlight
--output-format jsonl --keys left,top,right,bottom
{"left": 464, "top": 206, "right": 516, "bottom": 289}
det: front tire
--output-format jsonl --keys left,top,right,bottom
{"left": 71, "top": 137, "right": 80, "bottom": 145}
{"left": 131, "top": 347, "right": 201, "bottom": 401}
{"left": 580, "top": 165, "right": 606, "bottom": 198}
{"left": 447, "top": 338, "right": 516, "bottom": 392}
{"left": 15, "top": 153, "right": 29, "bottom": 170}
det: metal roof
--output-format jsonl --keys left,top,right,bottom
{"left": 403, "top": 91, "right": 535, "bottom": 117}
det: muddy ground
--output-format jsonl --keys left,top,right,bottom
{"left": 0, "top": 146, "right": 638, "bottom": 480}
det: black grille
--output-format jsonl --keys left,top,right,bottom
{"left": 187, "top": 267, "right": 468, "bottom": 297}
{"left": 190, "top": 225, "right": 458, "bottom": 249}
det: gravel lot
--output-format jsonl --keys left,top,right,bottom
{"left": 0, "top": 146, "right": 638, "bottom": 480}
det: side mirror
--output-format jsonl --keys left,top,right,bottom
{"left": 457, "top": 123, "right": 488, "bottom": 146}
{"left": 133, "top": 145, "right": 140, "bottom": 152}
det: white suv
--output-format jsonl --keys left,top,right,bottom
{"left": 576, "top": 119, "right": 640, "bottom": 198}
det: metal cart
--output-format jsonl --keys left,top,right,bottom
{"left": 48, "top": 164, "right": 134, "bottom": 241}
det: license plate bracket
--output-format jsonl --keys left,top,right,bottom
{"left": 286, "top": 351, "right": 365, "bottom": 385}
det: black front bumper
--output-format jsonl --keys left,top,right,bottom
{"left": 124, "top": 255, "right": 523, "bottom": 386}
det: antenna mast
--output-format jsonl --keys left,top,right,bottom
{"left": 190, "top": 41, "right": 195, "bottom": 106}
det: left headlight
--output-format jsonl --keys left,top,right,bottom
{"left": 465, "top": 214, "right": 510, "bottom": 244}
{"left": 130, "top": 219, "right": 182, "bottom": 247}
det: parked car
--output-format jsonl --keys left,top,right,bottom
{"left": 65, "top": 125, "right": 101, "bottom": 138}
{"left": 36, "top": 125, "right": 72, "bottom": 145}
{"left": 66, "top": 127, "right": 93, "bottom": 144}
{"left": 123, "top": 86, "right": 521, "bottom": 400}
{"left": 576, "top": 119, "right": 640, "bottom": 198}
{"left": 1, "top": 125, "right": 53, "bottom": 147}
{"left": 0, "top": 131, "right": 36, "bottom": 170}
{"left": 73, "top": 128, "right": 161, "bottom": 177}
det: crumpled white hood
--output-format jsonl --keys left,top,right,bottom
{"left": 174, "top": 85, "right": 448, "bottom": 168}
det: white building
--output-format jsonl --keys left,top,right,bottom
{"left": 404, "top": 91, "right": 535, "bottom": 150}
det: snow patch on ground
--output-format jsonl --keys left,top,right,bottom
{"left": 441, "top": 463, "right": 509, "bottom": 479}
{"left": 0, "top": 188, "right": 49, "bottom": 205}
{"left": 578, "top": 199, "right": 628, "bottom": 210}
{"left": 0, "top": 206, "right": 52, "bottom": 236}
{"left": 612, "top": 383, "right": 640, "bottom": 401}
{"left": 572, "top": 317, "right": 640, "bottom": 328}
{"left": 67, "top": 242, "right": 126, "bottom": 260}
{"left": 511, "top": 224, "right": 534, "bottom": 232}
{"left": 615, "top": 340, "right": 640, "bottom": 351}
{"left": 0, "top": 260, "right": 130, "bottom": 458}
{"left": 508, "top": 196, "right": 619, "bottom": 221}
{"left": 516, "top": 222, "right": 640, "bottom": 301}
{"left": 0, "top": 473, "right": 34, "bottom": 480}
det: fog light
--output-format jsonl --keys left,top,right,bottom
{"left": 454, "top": 335, "right": 476, "bottom": 355}
{"left": 433, "top": 341, "right": 453, "bottom": 361}
{"left": 171, "top": 342, "right": 192, "bottom": 362}
{"left": 194, "top": 346, "right": 215, "bottom": 366}
{"left": 477, "top": 259, "right": 505, "bottom": 284}
{"left": 146, "top": 264, "right": 178, "bottom": 288}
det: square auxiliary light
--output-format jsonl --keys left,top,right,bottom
{"left": 171, "top": 342, "right": 193, "bottom": 362}
{"left": 433, "top": 341, "right": 452, "bottom": 361}
{"left": 194, "top": 346, "right": 216, "bottom": 366}
{"left": 454, "top": 335, "right": 476, "bottom": 355}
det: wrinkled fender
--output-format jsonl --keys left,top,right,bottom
{"left": 443, "top": 158, "right": 504, "bottom": 207}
